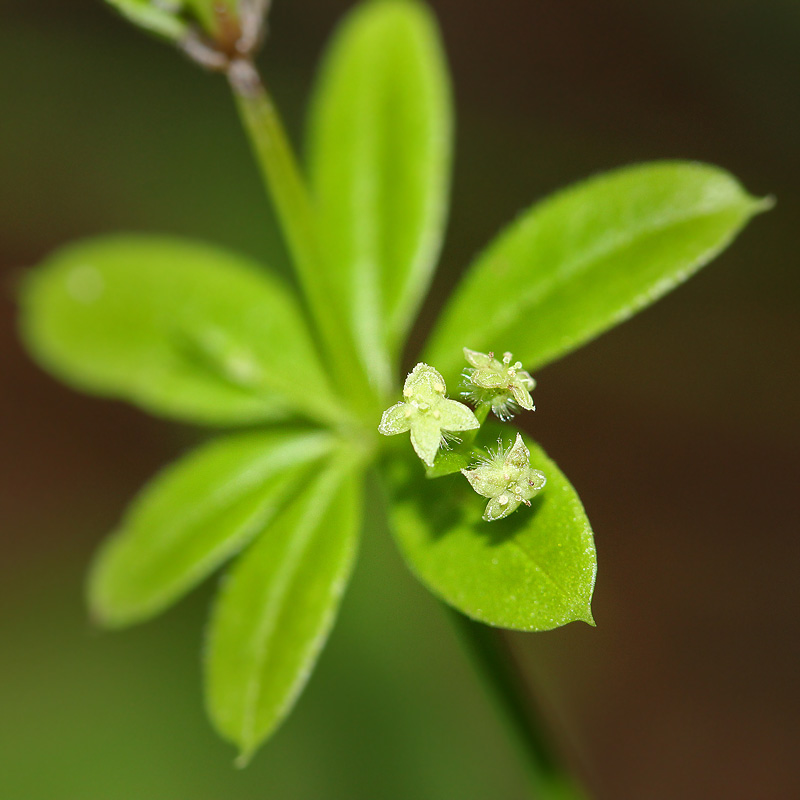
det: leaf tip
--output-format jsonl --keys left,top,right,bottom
{"left": 85, "top": 565, "right": 141, "bottom": 631}
{"left": 85, "top": 574, "right": 112, "bottom": 629}
{"left": 86, "top": 600, "right": 110, "bottom": 630}
{"left": 752, "top": 193, "right": 776, "bottom": 215}
{"left": 579, "top": 606, "right": 596, "bottom": 627}
{"left": 234, "top": 749, "right": 254, "bottom": 770}
{"left": 85, "top": 598, "right": 130, "bottom": 631}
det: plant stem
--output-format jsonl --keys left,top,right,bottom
{"left": 447, "top": 608, "right": 590, "bottom": 800}
{"left": 227, "top": 59, "right": 379, "bottom": 424}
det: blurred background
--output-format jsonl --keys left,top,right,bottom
{"left": 2, "top": 0, "right": 799, "bottom": 798}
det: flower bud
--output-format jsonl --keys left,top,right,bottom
{"left": 103, "top": 0, "right": 270, "bottom": 59}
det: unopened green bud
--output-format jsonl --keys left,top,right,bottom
{"left": 379, "top": 363, "right": 480, "bottom": 467}
{"left": 102, "top": 0, "right": 270, "bottom": 59}
{"left": 462, "top": 433, "right": 546, "bottom": 521}
{"left": 462, "top": 348, "right": 535, "bottom": 421}
{"left": 183, "top": 0, "right": 240, "bottom": 40}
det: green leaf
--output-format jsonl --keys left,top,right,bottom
{"left": 102, "top": 0, "right": 190, "bottom": 41}
{"left": 206, "top": 452, "right": 362, "bottom": 763}
{"left": 103, "top": 0, "right": 243, "bottom": 41}
{"left": 20, "top": 235, "right": 346, "bottom": 427}
{"left": 425, "top": 161, "right": 770, "bottom": 382}
{"left": 386, "top": 428, "right": 596, "bottom": 631}
{"left": 88, "top": 429, "right": 333, "bottom": 628}
{"left": 308, "top": 0, "right": 452, "bottom": 389}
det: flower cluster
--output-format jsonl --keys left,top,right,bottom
{"left": 379, "top": 353, "right": 545, "bottom": 521}
{"left": 461, "top": 348, "right": 535, "bottom": 420}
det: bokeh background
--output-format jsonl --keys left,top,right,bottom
{"left": 2, "top": 1, "right": 799, "bottom": 798}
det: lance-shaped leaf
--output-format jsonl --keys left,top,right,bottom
{"left": 20, "top": 235, "right": 346, "bottom": 427}
{"left": 89, "top": 429, "right": 333, "bottom": 628}
{"left": 426, "top": 161, "right": 770, "bottom": 383}
{"left": 103, "top": 0, "right": 242, "bottom": 42}
{"left": 103, "top": 0, "right": 190, "bottom": 42}
{"left": 206, "top": 452, "right": 362, "bottom": 764}
{"left": 308, "top": 0, "right": 452, "bottom": 387}
{"left": 386, "top": 429, "right": 596, "bottom": 632}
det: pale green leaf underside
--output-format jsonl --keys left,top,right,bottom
{"left": 104, "top": 0, "right": 239, "bottom": 40}
{"left": 309, "top": 0, "right": 452, "bottom": 386}
{"left": 103, "top": 0, "right": 189, "bottom": 41}
{"left": 88, "top": 429, "right": 333, "bottom": 628}
{"left": 20, "top": 235, "right": 342, "bottom": 427}
{"left": 206, "top": 453, "right": 362, "bottom": 763}
{"left": 386, "top": 429, "right": 596, "bottom": 631}
{"left": 426, "top": 161, "right": 769, "bottom": 383}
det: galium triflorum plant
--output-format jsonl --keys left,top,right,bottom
{"left": 18, "top": 0, "right": 769, "bottom": 772}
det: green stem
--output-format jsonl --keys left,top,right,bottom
{"left": 447, "top": 608, "right": 590, "bottom": 800}
{"left": 227, "top": 59, "right": 379, "bottom": 424}
{"left": 458, "top": 401, "right": 491, "bottom": 449}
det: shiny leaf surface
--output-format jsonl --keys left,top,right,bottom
{"left": 89, "top": 429, "right": 333, "bottom": 627}
{"left": 206, "top": 453, "right": 362, "bottom": 763}
{"left": 426, "top": 161, "right": 769, "bottom": 383}
{"left": 386, "top": 429, "right": 596, "bottom": 631}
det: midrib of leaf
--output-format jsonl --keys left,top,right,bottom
{"left": 473, "top": 200, "right": 759, "bottom": 365}
{"left": 375, "top": 48, "right": 405, "bottom": 352}
{"left": 176, "top": 319, "right": 346, "bottom": 427}
{"left": 120, "top": 469, "right": 300, "bottom": 623}
{"left": 384, "top": 21, "right": 450, "bottom": 350}
{"left": 239, "top": 460, "right": 351, "bottom": 754}
{"left": 507, "top": 533, "right": 594, "bottom": 626}
{"left": 508, "top": 536, "right": 572, "bottom": 602}
{"left": 338, "top": 27, "right": 393, "bottom": 398}
{"left": 138, "top": 433, "right": 332, "bottom": 560}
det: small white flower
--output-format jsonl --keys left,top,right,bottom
{"left": 379, "top": 363, "right": 480, "bottom": 467}
{"left": 462, "top": 433, "right": 546, "bottom": 521}
{"left": 462, "top": 348, "right": 535, "bottom": 420}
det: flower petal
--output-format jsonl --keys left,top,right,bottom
{"left": 462, "top": 347, "right": 495, "bottom": 369}
{"left": 461, "top": 466, "right": 507, "bottom": 499}
{"left": 510, "top": 382, "right": 534, "bottom": 410}
{"left": 404, "top": 363, "right": 447, "bottom": 395}
{"left": 409, "top": 415, "right": 444, "bottom": 466}
{"left": 483, "top": 495, "right": 522, "bottom": 522}
{"left": 504, "top": 433, "right": 530, "bottom": 470}
{"left": 528, "top": 469, "right": 547, "bottom": 492}
{"left": 378, "top": 403, "right": 411, "bottom": 435}
{"left": 439, "top": 399, "right": 480, "bottom": 432}
{"left": 471, "top": 371, "right": 506, "bottom": 389}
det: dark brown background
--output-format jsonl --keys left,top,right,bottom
{"left": 2, "top": 1, "right": 799, "bottom": 798}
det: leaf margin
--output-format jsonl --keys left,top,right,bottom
{"left": 424, "top": 160, "right": 772, "bottom": 383}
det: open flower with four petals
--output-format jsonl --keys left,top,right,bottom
{"left": 462, "top": 433, "right": 546, "bottom": 521}
{"left": 462, "top": 348, "right": 535, "bottom": 420}
{"left": 378, "top": 363, "right": 479, "bottom": 466}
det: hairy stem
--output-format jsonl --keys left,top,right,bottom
{"left": 447, "top": 609, "right": 590, "bottom": 800}
{"left": 227, "top": 59, "right": 379, "bottom": 424}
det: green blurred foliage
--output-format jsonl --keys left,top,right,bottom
{"left": 0, "top": 503, "right": 530, "bottom": 799}
{"left": 2, "top": 0, "right": 799, "bottom": 798}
